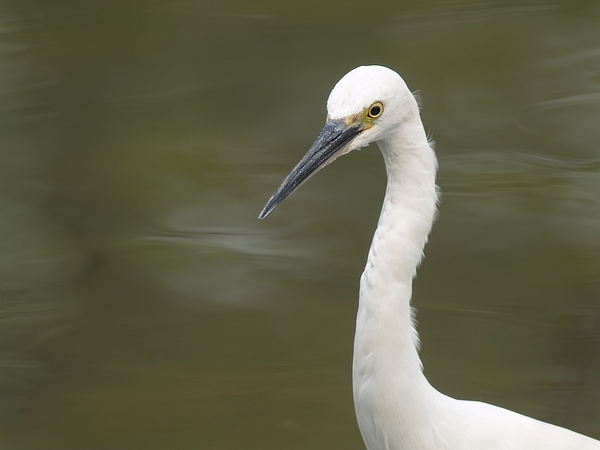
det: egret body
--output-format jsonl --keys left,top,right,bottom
{"left": 259, "top": 65, "right": 600, "bottom": 450}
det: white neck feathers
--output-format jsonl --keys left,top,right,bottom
{"left": 353, "top": 115, "right": 441, "bottom": 449}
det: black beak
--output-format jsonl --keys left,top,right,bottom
{"left": 258, "top": 119, "right": 362, "bottom": 219}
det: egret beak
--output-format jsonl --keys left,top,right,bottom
{"left": 258, "top": 119, "right": 362, "bottom": 219}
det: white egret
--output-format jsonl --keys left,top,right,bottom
{"left": 259, "top": 65, "right": 600, "bottom": 450}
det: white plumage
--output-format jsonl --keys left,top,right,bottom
{"left": 260, "top": 65, "right": 600, "bottom": 450}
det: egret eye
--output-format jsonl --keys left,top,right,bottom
{"left": 367, "top": 102, "right": 384, "bottom": 119}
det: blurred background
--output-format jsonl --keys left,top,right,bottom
{"left": 0, "top": 0, "right": 599, "bottom": 448}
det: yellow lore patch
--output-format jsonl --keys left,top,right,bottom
{"left": 344, "top": 101, "right": 384, "bottom": 131}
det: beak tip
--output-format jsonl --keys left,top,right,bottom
{"left": 257, "top": 205, "right": 272, "bottom": 220}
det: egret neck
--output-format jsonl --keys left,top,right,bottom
{"left": 354, "top": 115, "right": 443, "bottom": 449}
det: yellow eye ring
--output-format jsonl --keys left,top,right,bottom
{"left": 367, "top": 101, "right": 384, "bottom": 119}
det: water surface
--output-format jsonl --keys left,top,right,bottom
{"left": 0, "top": 1, "right": 599, "bottom": 449}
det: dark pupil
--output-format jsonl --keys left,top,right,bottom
{"left": 370, "top": 105, "right": 381, "bottom": 116}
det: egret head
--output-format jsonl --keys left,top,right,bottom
{"left": 259, "top": 65, "right": 418, "bottom": 219}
